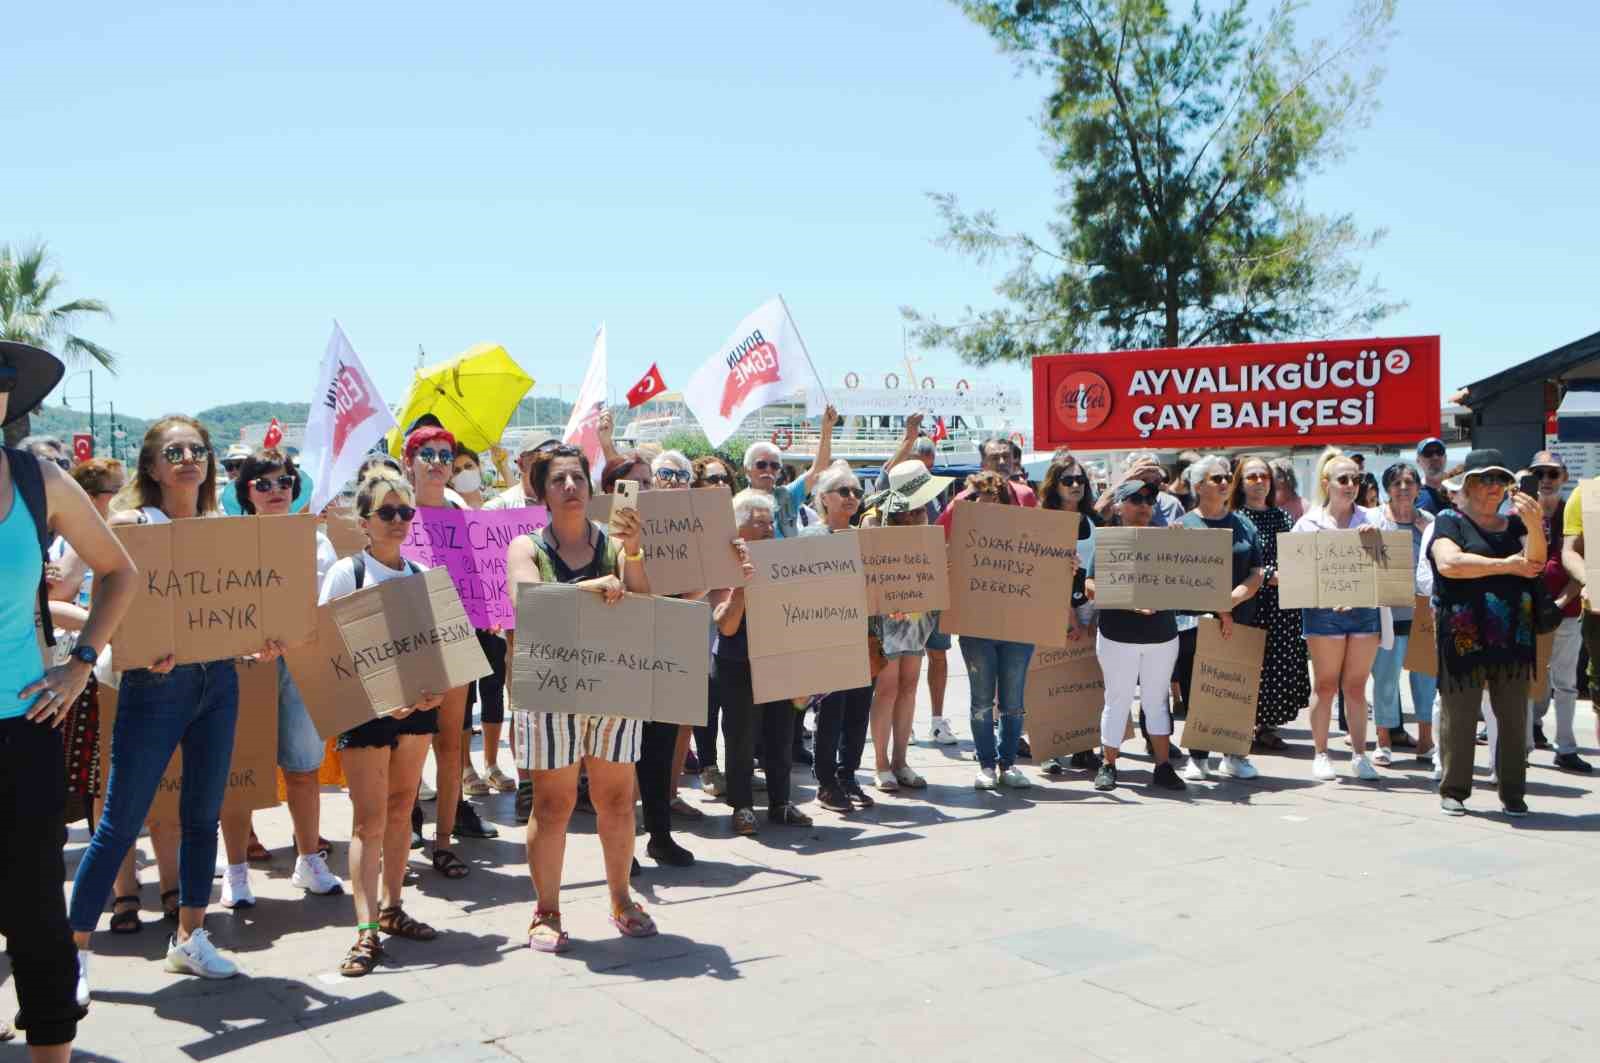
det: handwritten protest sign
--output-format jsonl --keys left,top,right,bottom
{"left": 858, "top": 525, "right": 949, "bottom": 615}
{"left": 1093, "top": 527, "right": 1233, "bottom": 613}
{"left": 284, "top": 603, "right": 381, "bottom": 740}
{"left": 944, "top": 503, "right": 1078, "bottom": 647}
{"left": 1276, "top": 531, "right": 1414, "bottom": 608}
{"left": 1179, "top": 618, "right": 1266, "bottom": 756}
{"left": 100, "top": 658, "right": 281, "bottom": 821}
{"left": 401, "top": 506, "right": 550, "bottom": 629}
{"left": 1403, "top": 595, "right": 1436, "bottom": 677}
{"left": 634, "top": 486, "right": 745, "bottom": 596}
{"left": 745, "top": 533, "right": 871, "bottom": 702}
{"left": 1023, "top": 642, "right": 1113, "bottom": 758}
{"left": 113, "top": 514, "right": 317, "bottom": 671}
{"left": 509, "top": 584, "right": 708, "bottom": 724}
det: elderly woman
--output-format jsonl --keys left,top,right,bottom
{"left": 506, "top": 444, "right": 657, "bottom": 951}
{"left": 1293, "top": 449, "right": 1384, "bottom": 782}
{"left": 741, "top": 405, "right": 838, "bottom": 538}
{"left": 708, "top": 490, "right": 812, "bottom": 833}
{"left": 1179, "top": 456, "right": 1265, "bottom": 781}
{"left": 1428, "top": 451, "right": 1544, "bottom": 817}
{"left": 1370, "top": 462, "right": 1437, "bottom": 765}
{"left": 1229, "top": 455, "right": 1308, "bottom": 753}
{"left": 691, "top": 455, "right": 737, "bottom": 796}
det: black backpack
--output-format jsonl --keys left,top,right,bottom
{"left": 351, "top": 552, "right": 421, "bottom": 589}
{"left": 4, "top": 447, "right": 55, "bottom": 648}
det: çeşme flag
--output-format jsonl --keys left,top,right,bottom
{"left": 564, "top": 325, "right": 609, "bottom": 469}
{"left": 300, "top": 322, "right": 398, "bottom": 515}
{"left": 626, "top": 363, "right": 667, "bottom": 408}
{"left": 682, "top": 296, "right": 826, "bottom": 447}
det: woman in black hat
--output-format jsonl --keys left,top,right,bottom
{"left": 1427, "top": 449, "right": 1544, "bottom": 817}
{"left": 0, "top": 341, "right": 138, "bottom": 1058}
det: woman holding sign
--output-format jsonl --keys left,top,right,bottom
{"left": 1291, "top": 449, "right": 1384, "bottom": 783}
{"left": 505, "top": 444, "right": 659, "bottom": 951}
{"left": 1370, "top": 462, "right": 1436, "bottom": 765}
{"left": 1039, "top": 454, "right": 1102, "bottom": 776}
{"left": 318, "top": 472, "right": 443, "bottom": 975}
{"left": 72, "top": 416, "right": 268, "bottom": 986}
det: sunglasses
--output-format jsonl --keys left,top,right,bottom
{"left": 1243, "top": 472, "right": 1271, "bottom": 483}
{"left": 1124, "top": 491, "right": 1157, "bottom": 505}
{"left": 654, "top": 468, "right": 692, "bottom": 484}
{"left": 830, "top": 486, "right": 863, "bottom": 499}
{"left": 1330, "top": 474, "right": 1360, "bottom": 487}
{"left": 414, "top": 447, "right": 452, "bottom": 466}
{"left": 250, "top": 475, "right": 296, "bottom": 494}
{"left": 369, "top": 504, "right": 417, "bottom": 523}
{"left": 1477, "top": 474, "right": 1513, "bottom": 488}
{"left": 222, "top": 459, "right": 245, "bottom": 473}
{"left": 161, "top": 443, "right": 210, "bottom": 465}
{"left": 1060, "top": 475, "right": 1088, "bottom": 486}
{"left": 1538, "top": 468, "right": 1564, "bottom": 480}
{"left": 1420, "top": 448, "right": 1445, "bottom": 458}
{"left": 1204, "top": 474, "right": 1230, "bottom": 485}
{"left": 750, "top": 460, "right": 781, "bottom": 472}
{"left": 701, "top": 474, "right": 731, "bottom": 486}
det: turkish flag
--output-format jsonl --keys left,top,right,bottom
{"left": 626, "top": 363, "right": 667, "bottom": 408}
{"left": 72, "top": 433, "right": 93, "bottom": 463}
{"left": 262, "top": 418, "right": 284, "bottom": 449}
{"left": 930, "top": 417, "right": 948, "bottom": 444}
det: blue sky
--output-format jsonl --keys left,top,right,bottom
{"left": 9, "top": 1, "right": 1598, "bottom": 421}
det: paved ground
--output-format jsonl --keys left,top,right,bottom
{"left": 7, "top": 676, "right": 1599, "bottom": 1063}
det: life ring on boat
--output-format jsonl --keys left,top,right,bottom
{"left": 956, "top": 378, "right": 971, "bottom": 393}
{"left": 883, "top": 373, "right": 900, "bottom": 389}
{"left": 771, "top": 427, "right": 794, "bottom": 450}
{"left": 844, "top": 372, "right": 860, "bottom": 389}
{"left": 1009, "top": 431, "right": 1026, "bottom": 450}
{"left": 921, "top": 376, "right": 936, "bottom": 390}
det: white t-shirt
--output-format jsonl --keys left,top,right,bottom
{"left": 314, "top": 528, "right": 339, "bottom": 587}
{"left": 318, "top": 550, "right": 426, "bottom": 605}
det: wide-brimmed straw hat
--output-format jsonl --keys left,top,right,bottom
{"left": 863, "top": 459, "right": 953, "bottom": 515}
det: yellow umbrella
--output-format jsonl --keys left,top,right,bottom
{"left": 385, "top": 343, "right": 534, "bottom": 453}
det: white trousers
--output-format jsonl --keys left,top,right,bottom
{"left": 1098, "top": 631, "right": 1179, "bottom": 749}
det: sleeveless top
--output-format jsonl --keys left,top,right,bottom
{"left": 0, "top": 475, "right": 46, "bottom": 719}
{"left": 526, "top": 520, "right": 620, "bottom": 585}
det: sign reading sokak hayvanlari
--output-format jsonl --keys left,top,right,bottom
{"left": 1032, "top": 336, "right": 1440, "bottom": 451}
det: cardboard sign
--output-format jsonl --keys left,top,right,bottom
{"left": 1403, "top": 595, "right": 1437, "bottom": 676}
{"left": 112, "top": 515, "right": 318, "bottom": 670}
{"left": 1023, "top": 641, "right": 1111, "bottom": 758}
{"left": 323, "top": 509, "right": 368, "bottom": 559}
{"left": 1276, "top": 531, "right": 1415, "bottom": 608}
{"left": 1180, "top": 618, "right": 1266, "bottom": 756}
{"left": 858, "top": 525, "right": 950, "bottom": 615}
{"left": 1093, "top": 527, "right": 1234, "bottom": 613}
{"left": 284, "top": 603, "right": 384, "bottom": 740}
{"left": 99, "top": 658, "right": 282, "bottom": 822}
{"left": 744, "top": 533, "right": 871, "bottom": 702}
{"left": 401, "top": 506, "right": 551, "bottom": 629}
{"left": 327, "top": 568, "right": 492, "bottom": 715}
{"left": 944, "top": 502, "right": 1078, "bottom": 647}
{"left": 509, "top": 584, "right": 709, "bottom": 725}
{"left": 634, "top": 486, "right": 747, "bottom": 596}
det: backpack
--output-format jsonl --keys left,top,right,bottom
{"left": 5, "top": 447, "right": 55, "bottom": 648}
{"left": 352, "top": 553, "right": 421, "bottom": 589}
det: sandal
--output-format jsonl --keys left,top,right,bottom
{"left": 109, "top": 895, "right": 142, "bottom": 934}
{"left": 378, "top": 905, "right": 438, "bottom": 941}
{"left": 1252, "top": 730, "right": 1288, "bottom": 752}
{"left": 160, "top": 888, "right": 180, "bottom": 922}
{"left": 338, "top": 932, "right": 383, "bottom": 977}
{"left": 431, "top": 847, "right": 470, "bottom": 880}
{"left": 246, "top": 832, "right": 271, "bottom": 863}
{"left": 669, "top": 795, "right": 706, "bottom": 820}
{"left": 610, "top": 901, "right": 658, "bottom": 939}
{"left": 527, "top": 909, "right": 571, "bottom": 953}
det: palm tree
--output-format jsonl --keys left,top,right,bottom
{"left": 1, "top": 242, "right": 117, "bottom": 445}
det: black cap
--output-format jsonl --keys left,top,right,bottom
{"left": 0, "top": 341, "right": 66, "bottom": 428}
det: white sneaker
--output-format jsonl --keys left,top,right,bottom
{"left": 1373, "top": 746, "right": 1393, "bottom": 767}
{"left": 1352, "top": 755, "right": 1379, "bottom": 781}
{"left": 999, "top": 766, "right": 1032, "bottom": 788}
{"left": 220, "top": 863, "right": 255, "bottom": 909}
{"left": 165, "top": 929, "right": 239, "bottom": 979}
{"left": 875, "top": 770, "right": 900, "bottom": 792}
{"left": 1430, "top": 757, "right": 1443, "bottom": 782}
{"left": 1221, "top": 754, "right": 1259, "bottom": 780}
{"left": 894, "top": 764, "right": 926, "bottom": 788}
{"left": 929, "top": 718, "right": 959, "bottom": 746}
{"left": 291, "top": 852, "right": 342, "bottom": 895}
{"left": 974, "top": 766, "right": 998, "bottom": 790}
{"left": 1183, "top": 756, "right": 1210, "bottom": 781}
{"left": 417, "top": 779, "right": 437, "bottom": 802}
{"left": 1312, "top": 753, "right": 1338, "bottom": 781}
{"left": 75, "top": 949, "right": 90, "bottom": 1007}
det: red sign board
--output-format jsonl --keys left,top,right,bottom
{"left": 72, "top": 433, "right": 93, "bottom": 463}
{"left": 1033, "top": 336, "right": 1440, "bottom": 451}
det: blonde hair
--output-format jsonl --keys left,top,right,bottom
{"left": 1312, "top": 447, "right": 1356, "bottom": 507}
{"left": 355, "top": 471, "right": 415, "bottom": 517}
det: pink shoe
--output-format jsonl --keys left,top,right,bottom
{"left": 527, "top": 910, "right": 570, "bottom": 953}
{"left": 610, "top": 902, "right": 658, "bottom": 939}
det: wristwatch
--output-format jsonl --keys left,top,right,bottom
{"left": 71, "top": 643, "right": 99, "bottom": 667}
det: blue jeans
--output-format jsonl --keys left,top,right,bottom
{"left": 1371, "top": 635, "right": 1438, "bottom": 729}
{"left": 959, "top": 636, "right": 1033, "bottom": 769}
{"left": 70, "top": 661, "right": 239, "bottom": 931}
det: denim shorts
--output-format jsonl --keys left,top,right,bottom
{"left": 1301, "top": 607, "right": 1381, "bottom": 638}
{"left": 276, "top": 660, "right": 326, "bottom": 773}
{"left": 924, "top": 615, "right": 952, "bottom": 653}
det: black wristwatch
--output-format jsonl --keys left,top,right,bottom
{"left": 71, "top": 644, "right": 99, "bottom": 667}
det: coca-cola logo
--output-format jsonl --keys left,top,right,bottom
{"left": 1052, "top": 370, "right": 1112, "bottom": 433}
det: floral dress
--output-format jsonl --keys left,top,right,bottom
{"left": 1239, "top": 506, "right": 1309, "bottom": 728}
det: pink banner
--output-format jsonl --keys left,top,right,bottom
{"left": 401, "top": 506, "right": 549, "bottom": 629}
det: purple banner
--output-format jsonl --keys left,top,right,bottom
{"left": 401, "top": 506, "right": 550, "bottom": 629}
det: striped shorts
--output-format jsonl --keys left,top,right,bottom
{"left": 512, "top": 710, "right": 644, "bottom": 772}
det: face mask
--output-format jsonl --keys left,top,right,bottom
{"left": 452, "top": 468, "right": 482, "bottom": 494}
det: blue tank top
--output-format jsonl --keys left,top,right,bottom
{"left": 0, "top": 481, "right": 46, "bottom": 719}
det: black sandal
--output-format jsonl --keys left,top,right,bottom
{"left": 339, "top": 932, "right": 383, "bottom": 977}
{"left": 378, "top": 905, "right": 438, "bottom": 941}
{"left": 1252, "top": 729, "right": 1288, "bottom": 752}
{"left": 160, "top": 888, "right": 180, "bottom": 922}
{"left": 430, "top": 847, "right": 469, "bottom": 879}
{"left": 109, "top": 895, "right": 142, "bottom": 934}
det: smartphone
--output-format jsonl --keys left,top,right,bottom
{"left": 1518, "top": 473, "right": 1538, "bottom": 497}
{"left": 610, "top": 478, "right": 639, "bottom": 533}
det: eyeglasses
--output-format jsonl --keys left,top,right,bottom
{"left": 222, "top": 459, "right": 244, "bottom": 473}
{"left": 1204, "top": 474, "right": 1230, "bottom": 485}
{"left": 750, "top": 460, "right": 781, "bottom": 472}
{"left": 1060, "top": 475, "right": 1087, "bottom": 487}
{"left": 370, "top": 504, "right": 417, "bottom": 523}
{"left": 161, "top": 443, "right": 210, "bottom": 465}
{"left": 701, "top": 474, "right": 731, "bottom": 486}
{"left": 1330, "top": 474, "right": 1360, "bottom": 487}
{"left": 250, "top": 475, "right": 296, "bottom": 494}
{"left": 654, "top": 468, "right": 692, "bottom": 484}
{"left": 830, "top": 486, "right": 863, "bottom": 499}
{"left": 413, "top": 447, "right": 452, "bottom": 466}
{"left": 1538, "top": 468, "right": 1564, "bottom": 480}
{"left": 1243, "top": 472, "right": 1270, "bottom": 483}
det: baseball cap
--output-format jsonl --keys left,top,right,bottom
{"left": 1529, "top": 450, "right": 1566, "bottom": 474}
{"left": 1416, "top": 437, "right": 1446, "bottom": 456}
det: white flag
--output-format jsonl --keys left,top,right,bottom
{"left": 683, "top": 296, "right": 826, "bottom": 447}
{"left": 300, "top": 322, "right": 398, "bottom": 514}
{"left": 563, "top": 325, "right": 609, "bottom": 470}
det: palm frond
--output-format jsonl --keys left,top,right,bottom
{"left": 61, "top": 335, "right": 118, "bottom": 372}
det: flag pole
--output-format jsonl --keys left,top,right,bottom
{"left": 778, "top": 294, "right": 831, "bottom": 411}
